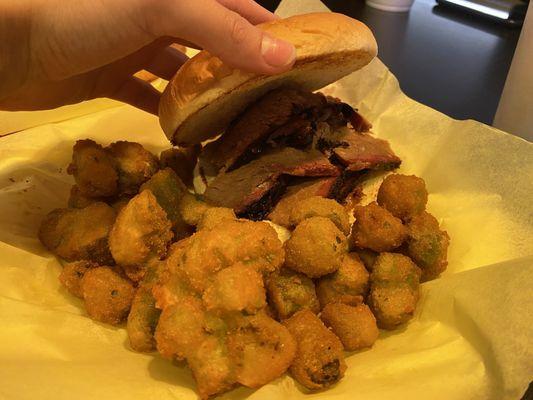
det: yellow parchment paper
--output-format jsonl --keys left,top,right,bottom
{"left": 0, "top": 1, "right": 532, "bottom": 399}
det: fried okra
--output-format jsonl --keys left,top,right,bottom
{"left": 228, "top": 313, "right": 296, "bottom": 388}
{"left": 68, "top": 185, "right": 98, "bottom": 208}
{"left": 151, "top": 239, "right": 198, "bottom": 310}
{"left": 285, "top": 217, "right": 347, "bottom": 278}
{"left": 59, "top": 260, "right": 98, "bottom": 298}
{"left": 127, "top": 285, "right": 162, "bottom": 352}
{"left": 406, "top": 211, "right": 450, "bottom": 281}
{"left": 140, "top": 168, "right": 192, "bottom": 239}
{"left": 81, "top": 266, "right": 135, "bottom": 325}
{"left": 178, "top": 192, "right": 212, "bottom": 226}
{"left": 159, "top": 145, "right": 201, "bottom": 188}
{"left": 176, "top": 220, "right": 284, "bottom": 293}
{"left": 107, "top": 141, "right": 159, "bottom": 195}
{"left": 283, "top": 310, "right": 346, "bottom": 390}
{"left": 109, "top": 190, "right": 173, "bottom": 280}
{"left": 351, "top": 202, "right": 407, "bottom": 252}
{"left": 268, "top": 179, "right": 335, "bottom": 228}
{"left": 266, "top": 268, "right": 320, "bottom": 320}
{"left": 315, "top": 253, "right": 369, "bottom": 308}
{"left": 202, "top": 262, "right": 266, "bottom": 314}
{"left": 320, "top": 302, "right": 378, "bottom": 351}
{"left": 188, "top": 335, "right": 236, "bottom": 399}
{"left": 38, "top": 202, "right": 116, "bottom": 264}
{"left": 368, "top": 253, "right": 421, "bottom": 329}
{"left": 110, "top": 197, "right": 130, "bottom": 214}
{"left": 197, "top": 207, "right": 237, "bottom": 231}
{"left": 355, "top": 248, "right": 378, "bottom": 272}
{"left": 154, "top": 296, "right": 208, "bottom": 360}
{"left": 126, "top": 260, "right": 164, "bottom": 352}
{"left": 289, "top": 196, "right": 351, "bottom": 235}
{"left": 154, "top": 296, "right": 237, "bottom": 398}
{"left": 377, "top": 174, "right": 428, "bottom": 221}
{"left": 67, "top": 139, "right": 118, "bottom": 197}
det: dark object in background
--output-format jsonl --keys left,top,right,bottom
{"left": 435, "top": 0, "right": 527, "bottom": 26}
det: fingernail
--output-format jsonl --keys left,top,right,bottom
{"left": 261, "top": 35, "right": 296, "bottom": 68}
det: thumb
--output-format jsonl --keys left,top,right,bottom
{"left": 150, "top": 0, "right": 296, "bottom": 75}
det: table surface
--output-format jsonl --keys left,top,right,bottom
{"left": 258, "top": 0, "right": 522, "bottom": 126}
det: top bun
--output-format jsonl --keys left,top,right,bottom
{"left": 159, "top": 12, "right": 378, "bottom": 146}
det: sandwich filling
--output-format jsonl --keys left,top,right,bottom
{"left": 199, "top": 87, "right": 401, "bottom": 220}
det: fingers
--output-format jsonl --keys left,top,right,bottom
{"left": 216, "top": 0, "right": 279, "bottom": 24}
{"left": 151, "top": 0, "right": 295, "bottom": 75}
{"left": 107, "top": 76, "right": 161, "bottom": 115}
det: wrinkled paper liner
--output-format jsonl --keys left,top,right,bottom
{"left": 0, "top": 0, "right": 532, "bottom": 399}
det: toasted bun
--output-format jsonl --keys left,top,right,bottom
{"left": 159, "top": 12, "right": 378, "bottom": 146}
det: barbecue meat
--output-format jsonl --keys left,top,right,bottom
{"left": 332, "top": 132, "right": 401, "bottom": 172}
{"left": 201, "top": 88, "right": 360, "bottom": 172}
{"left": 203, "top": 148, "right": 339, "bottom": 219}
{"left": 201, "top": 88, "right": 325, "bottom": 172}
{"left": 201, "top": 87, "right": 401, "bottom": 220}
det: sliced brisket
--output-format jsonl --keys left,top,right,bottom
{"left": 203, "top": 148, "right": 339, "bottom": 217}
{"left": 200, "top": 88, "right": 365, "bottom": 172}
{"left": 332, "top": 133, "right": 401, "bottom": 172}
{"left": 201, "top": 87, "right": 401, "bottom": 220}
{"left": 201, "top": 88, "right": 326, "bottom": 171}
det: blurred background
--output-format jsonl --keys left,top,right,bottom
{"left": 259, "top": 0, "right": 531, "bottom": 141}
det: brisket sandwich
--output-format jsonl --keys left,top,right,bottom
{"left": 159, "top": 12, "right": 401, "bottom": 221}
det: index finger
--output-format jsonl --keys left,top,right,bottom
{"left": 216, "top": 0, "right": 279, "bottom": 24}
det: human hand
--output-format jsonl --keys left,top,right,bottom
{"left": 0, "top": 0, "right": 296, "bottom": 114}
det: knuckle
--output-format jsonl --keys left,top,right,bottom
{"left": 227, "top": 15, "right": 248, "bottom": 45}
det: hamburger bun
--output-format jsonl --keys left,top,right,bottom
{"left": 159, "top": 12, "right": 378, "bottom": 146}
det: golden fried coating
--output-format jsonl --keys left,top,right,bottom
{"left": 67, "top": 139, "right": 118, "bottom": 197}
{"left": 351, "top": 202, "right": 407, "bottom": 252}
{"left": 67, "top": 185, "right": 98, "bottom": 208}
{"left": 368, "top": 253, "right": 421, "bottom": 329}
{"left": 289, "top": 196, "right": 351, "bottom": 235}
{"left": 266, "top": 268, "right": 320, "bottom": 320}
{"left": 377, "top": 174, "right": 428, "bottom": 221}
{"left": 406, "top": 211, "right": 450, "bottom": 281}
{"left": 159, "top": 145, "right": 201, "bottom": 188}
{"left": 59, "top": 260, "right": 98, "bottom": 298}
{"left": 268, "top": 179, "right": 335, "bottom": 228}
{"left": 197, "top": 207, "right": 236, "bottom": 231}
{"left": 109, "top": 190, "right": 173, "bottom": 279}
{"left": 154, "top": 296, "right": 207, "bottom": 360}
{"left": 176, "top": 220, "right": 284, "bottom": 293}
{"left": 227, "top": 313, "right": 296, "bottom": 388}
{"left": 202, "top": 262, "right": 266, "bottom": 314}
{"left": 188, "top": 335, "right": 236, "bottom": 399}
{"left": 285, "top": 217, "right": 347, "bottom": 278}
{"left": 110, "top": 197, "right": 130, "bottom": 214}
{"left": 354, "top": 248, "right": 378, "bottom": 271}
{"left": 38, "top": 202, "right": 116, "bottom": 264}
{"left": 151, "top": 239, "right": 197, "bottom": 310}
{"left": 127, "top": 285, "right": 162, "bottom": 352}
{"left": 283, "top": 310, "right": 346, "bottom": 390}
{"left": 178, "top": 192, "right": 212, "bottom": 226}
{"left": 320, "top": 302, "right": 378, "bottom": 351}
{"left": 81, "top": 266, "right": 135, "bottom": 325}
{"left": 140, "top": 168, "right": 192, "bottom": 239}
{"left": 315, "top": 253, "right": 369, "bottom": 308}
{"left": 107, "top": 141, "right": 159, "bottom": 195}
{"left": 127, "top": 260, "right": 164, "bottom": 352}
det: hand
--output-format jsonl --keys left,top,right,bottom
{"left": 0, "top": 0, "right": 296, "bottom": 114}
